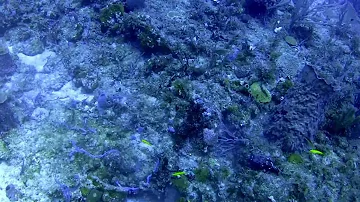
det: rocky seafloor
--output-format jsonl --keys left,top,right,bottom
{"left": 0, "top": 0, "right": 360, "bottom": 201}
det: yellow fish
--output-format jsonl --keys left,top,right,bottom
{"left": 141, "top": 139, "right": 152, "bottom": 146}
{"left": 309, "top": 149, "right": 324, "bottom": 155}
{"left": 172, "top": 171, "right": 186, "bottom": 177}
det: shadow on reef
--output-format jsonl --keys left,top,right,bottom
{"left": 0, "top": 102, "right": 18, "bottom": 138}
{"left": 321, "top": 89, "right": 360, "bottom": 139}
{"left": 265, "top": 65, "right": 334, "bottom": 152}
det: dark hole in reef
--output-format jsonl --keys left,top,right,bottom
{"left": 244, "top": 1, "right": 268, "bottom": 18}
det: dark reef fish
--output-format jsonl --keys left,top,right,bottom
{"left": 248, "top": 154, "right": 280, "bottom": 175}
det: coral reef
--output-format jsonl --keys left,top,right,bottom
{"left": 0, "top": 0, "right": 359, "bottom": 201}
{"left": 265, "top": 65, "right": 333, "bottom": 152}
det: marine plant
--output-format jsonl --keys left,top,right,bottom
{"left": 171, "top": 175, "right": 190, "bottom": 193}
{"left": 100, "top": 3, "right": 125, "bottom": 25}
{"left": 324, "top": 104, "right": 360, "bottom": 136}
{"left": 288, "top": 153, "right": 303, "bottom": 164}
{"left": 194, "top": 167, "right": 210, "bottom": 183}
{"left": 249, "top": 82, "right": 272, "bottom": 103}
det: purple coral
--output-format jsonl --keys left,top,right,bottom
{"left": 69, "top": 141, "right": 118, "bottom": 159}
{"left": 0, "top": 52, "right": 16, "bottom": 77}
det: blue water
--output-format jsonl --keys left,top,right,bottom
{"left": 0, "top": 0, "right": 359, "bottom": 201}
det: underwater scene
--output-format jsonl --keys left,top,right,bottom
{"left": 0, "top": 0, "right": 360, "bottom": 201}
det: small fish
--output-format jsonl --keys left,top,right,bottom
{"left": 172, "top": 171, "right": 186, "bottom": 177}
{"left": 248, "top": 155, "right": 280, "bottom": 175}
{"left": 141, "top": 139, "right": 152, "bottom": 146}
{"left": 309, "top": 149, "right": 324, "bottom": 155}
